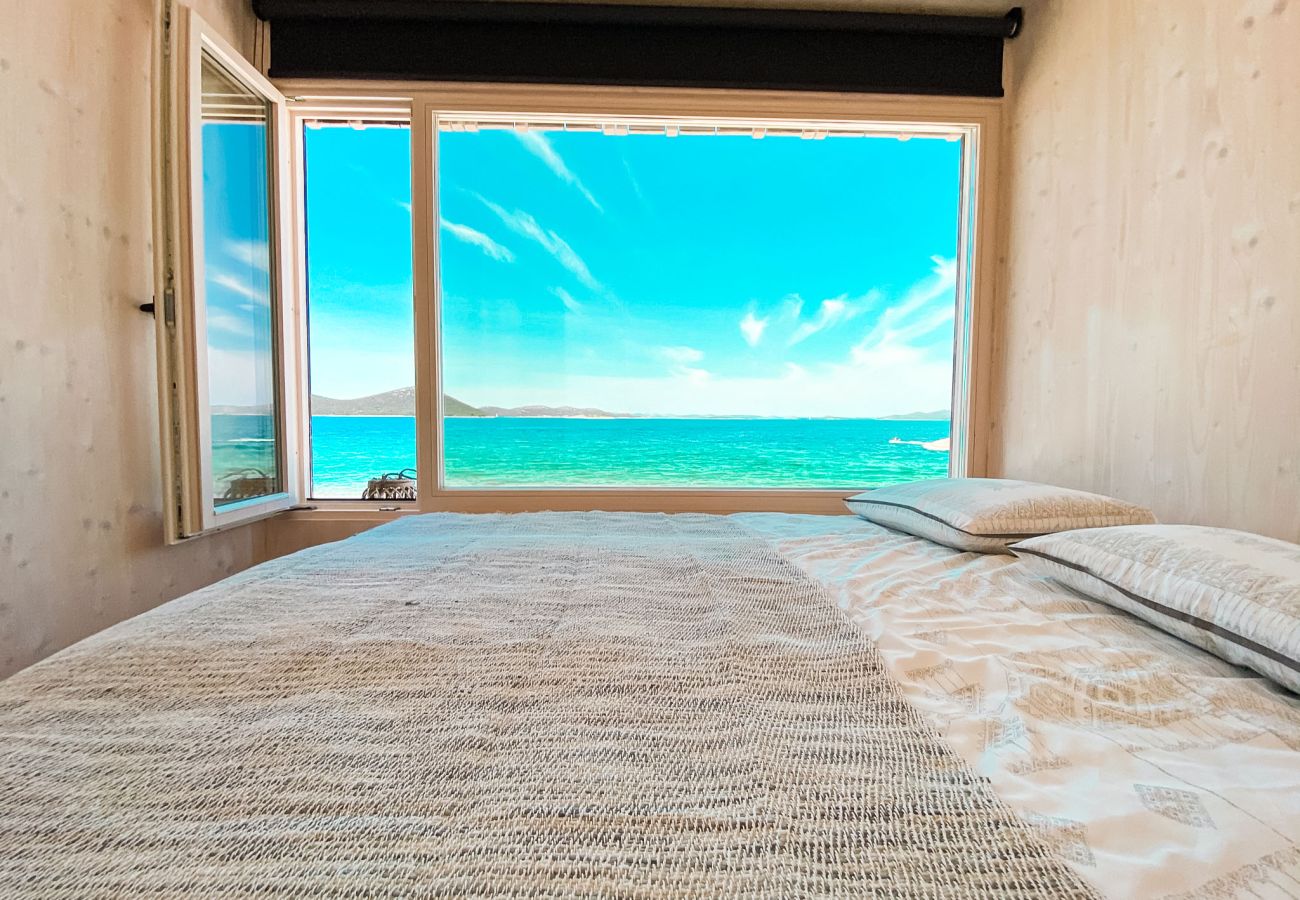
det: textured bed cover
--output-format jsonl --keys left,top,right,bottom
{"left": 0, "top": 512, "right": 1093, "bottom": 898}
{"left": 738, "top": 513, "right": 1300, "bottom": 899}
{"left": 1, "top": 512, "right": 1297, "bottom": 898}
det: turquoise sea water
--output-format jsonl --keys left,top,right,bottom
{"left": 212, "top": 415, "right": 951, "bottom": 498}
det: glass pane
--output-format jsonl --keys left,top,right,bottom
{"left": 199, "top": 53, "right": 280, "bottom": 508}
{"left": 437, "top": 127, "right": 959, "bottom": 488}
{"left": 302, "top": 124, "right": 416, "bottom": 499}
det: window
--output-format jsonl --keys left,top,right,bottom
{"left": 200, "top": 57, "right": 282, "bottom": 507}
{"left": 301, "top": 123, "right": 416, "bottom": 499}
{"left": 162, "top": 76, "right": 996, "bottom": 523}
{"left": 154, "top": 8, "right": 297, "bottom": 539}
{"left": 435, "top": 120, "right": 963, "bottom": 490}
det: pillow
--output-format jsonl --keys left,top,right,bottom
{"left": 1011, "top": 525, "right": 1300, "bottom": 694}
{"left": 843, "top": 478, "right": 1157, "bottom": 553}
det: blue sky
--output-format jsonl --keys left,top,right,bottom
{"left": 286, "top": 124, "right": 961, "bottom": 417}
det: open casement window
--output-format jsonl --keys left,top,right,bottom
{"left": 155, "top": 5, "right": 299, "bottom": 540}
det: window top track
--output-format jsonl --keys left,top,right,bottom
{"left": 297, "top": 112, "right": 967, "bottom": 142}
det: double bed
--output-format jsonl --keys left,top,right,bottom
{"left": 2, "top": 511, "right": 1297, "bottom": 897}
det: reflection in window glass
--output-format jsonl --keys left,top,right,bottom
{"left": 437, "top": 127, "right": 961, "bottom": 488}
{"left": 302, "top": 124, "right": 415, "bottom": 499}
{"left": 199, "top": 53, "right": 280, "bottom": 507}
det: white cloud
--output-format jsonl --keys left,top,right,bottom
{"left": 223, "top": 239, "right": 270, "bottom": 272}
{"left": 739, "top": 311, "right": 768, "bottom": 347}
{"left": 441, "top": 220, "right": 515, "bottom": 262}
{"left": 852, "top": 256, "right": 957, "bottom": 358}
{"left": 788, "top": 295, "right": 869, "bottom": 345}
{"left": 658, "top": 345, "right": 704, "bottom": 365}
{"left": 480, "top": 197, "right": 601, "bottom": 291}
{"left": 517, "top": 131, "right": 603, "bottom": 211}
{"left": 655, "top": 346, "right": 710, "bottom": 383}
{"left": 552, "top": 286, "right": 583, "bottom": 314}
{"left": 209, "top": 270, "right": 269, "bottom": 306}
{"left": 453, "top": 257, "right": 960, "bottom": 419}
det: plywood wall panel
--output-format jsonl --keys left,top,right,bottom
{"left": 993, "top": 0, "right": 1300, "bottom": 541}
{"left": 0, "top": 0, "right": 265, "bottom": 678}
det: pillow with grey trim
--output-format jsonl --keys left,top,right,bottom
{"left": 844, "top": 478, "right": 1157, "bottom": 553}
{"left": 1011, "top": 525, "right": 1300, "bottom": 694}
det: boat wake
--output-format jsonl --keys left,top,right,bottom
{"left": 889, "top": 436, "right": 951, "bottom": 452}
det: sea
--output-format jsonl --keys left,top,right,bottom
{"left": 212, "top": 415, "right": 951, "bottom": 499}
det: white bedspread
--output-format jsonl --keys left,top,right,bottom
{"left": 736, "top": 514, "right": 1300, "bottom": 899}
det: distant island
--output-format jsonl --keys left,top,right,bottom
{"left": 211, "top": 387, "right": 949, "bottom": 421}
{"left": 878, "top": 409, "right": 950, "bottom": 421}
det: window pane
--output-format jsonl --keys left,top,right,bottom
{"left": 302, "top": 124, "right": 415, "bottom": 499}
{"left": 437, "top": 127, "right": 960, "bottom": 488}
{"left": 199, "top": 53, "right": 281, "bottom": 508}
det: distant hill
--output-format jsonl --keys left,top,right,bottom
{"left": 478, "top": 404, "right": 635, "bottom": 418}
{"left": 879, "top": 409, "right": 950, "bottom": 421}
{"left": 216, "top": 389, "right": 630, "bottom": 418}
{"left": 214, "top": 389, "right": 484, "bottom": 417}
{"left": 309, "top": 388, "right": 486, "bottom": 417}
{"left": 214, "top": 388, "right": 938, "bottom": 420}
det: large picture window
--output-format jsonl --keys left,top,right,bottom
{"left": 436, "top": 121, "right": 961, "bottom": 489}
{"left": 163, "top": 73, "right": 996, "bottom": 523}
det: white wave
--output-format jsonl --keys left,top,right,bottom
{"left": 889, "top": 436, "right": 951, "bottom": 453}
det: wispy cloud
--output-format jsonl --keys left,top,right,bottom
{"left": 739, "top": 310, "right": 768, "bottom": 347}
{"left": 851, "top": 256, "right": 957, "bottom": 361}
{"left": 210, "top": 270, "right": 269, "bottom": 305}
{"left": 658, "top": 345, "right": 705, "bottom": 365}
{"left": 441, "top": 220, "right": 515, "bottom": 262}
{"left": 224, "top": 239, "right": 269, "bottom": 272}
{"left": 552, "top": 286, "right": 583, "bottom": 314}
{"left": 787, "top": 295, "right": 874, "bottom": 345}
{"left": 656, "top": 346, "right": 709, "bottom": 383}
{"left": 517, "top": 131, "right": 603, "bottom": 211}
{"left": 480, "top": 197, "right": 601, "bottom": 291}
{"left": 623, "top": 157, "right": 646, "bottom": 207}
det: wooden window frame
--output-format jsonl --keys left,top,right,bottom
{"left": 276, "top": 82, "right": 1003, "bottom": 518}
{"left": 153, "top": 4, "right": 301, "bottom": 541}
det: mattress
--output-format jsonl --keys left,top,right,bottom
{"left": 2, "top": 511, "right": 1297, "bottom": 898}
{"left": 737, "top": 513, "right": 1300, "bottom": 899}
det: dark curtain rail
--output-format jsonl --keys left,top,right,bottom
{"left": 255, "top": 2, "right": 1022, "bottom": 96}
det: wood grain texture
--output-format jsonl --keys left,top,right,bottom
{"left": 0, "top": 0, "right": 265, "bottom": 678}
{"left": 991, "top": 0, "right": 1300, "bottom": 541}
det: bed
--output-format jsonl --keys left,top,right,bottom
{"left": 2, "top": 511, "right": 1297, "bottom": 897}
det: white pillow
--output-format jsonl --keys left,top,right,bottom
{"left": 1012, "top": 525, "right": 1300, "bottom": 694}
{"left": 844, "top": 478, "right": 1156, "bottom": 553}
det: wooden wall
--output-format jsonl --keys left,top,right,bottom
{"left": 992, "top": 0, "right": 1300, "bottom": 541}
{"left": 0, "top": 0, "right": 266, "bottom": 678}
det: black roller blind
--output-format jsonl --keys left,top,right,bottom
{"left": 255, "top": 1, "right": 1020, "bottom": 97}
